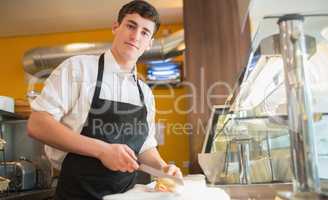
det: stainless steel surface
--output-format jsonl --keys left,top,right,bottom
{"left": 265, "top": 131, "right": 275, "bottom": 182}
{"left": 0, "top": 118, "right": 52, "bottom": 192}
{"left": 278, "top": 14, "right": 321, "bottom": 193}
{"left": 236, "top": 138, "right": 251, "bottom": 184}
{"left": 0, "top": 160, "right": 37, "bottom": 191}
{"left": 256, "top": 34, "right": 316, "bottom": 57}
{"left": 22, "top": 30, "right": 185, "bottom": 78}
{"left": 1, "top": 122, "right": 44, "bottom": 163}
{"left": 15, "top": 160, "right": 37, "bottom": 191}
{"left": 138, "top": 164, "right": 184, "bottom": 185}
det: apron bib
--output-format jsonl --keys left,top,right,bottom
{"left": 55, "top": 53, "right": 149, "bottom": 200}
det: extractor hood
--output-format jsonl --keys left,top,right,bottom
{"left": 23, "top": 29, "right": 185, "bottom": 78}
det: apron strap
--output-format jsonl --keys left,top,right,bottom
{"left": 93, "top": 53, "right": 146, "bottom": 106}
{"left": 91, "top": 53, "right": 105, "bottom": 106}
{"left": 133, "top": 75, "right": 146, "bottom": 106}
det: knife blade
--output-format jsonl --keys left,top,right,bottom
{"left": 138, "top": 164, "right": 184, "bottom": 185}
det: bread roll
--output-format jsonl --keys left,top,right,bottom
{"left": 154, "top": 178, "right": 177, "bottom": 192}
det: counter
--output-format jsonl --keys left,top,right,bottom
{"left": 215, "top": 183, "right": 293, "bottom": 200}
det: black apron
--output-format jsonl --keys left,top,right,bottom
{"left": 55, "top": 53, "right": 149, "bottom": 200}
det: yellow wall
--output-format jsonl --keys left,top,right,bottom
{"left": 153, "top": 86, "right": 190, "bottom": 174}
{"left": 0, "top": 29, "right": 116, "bottom": 99}
{"left": 0, "top": 24, "right": 189, "bottom": 174}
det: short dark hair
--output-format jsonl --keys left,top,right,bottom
{"left": 118, "top": 0, "right": 160, "bottom": 36}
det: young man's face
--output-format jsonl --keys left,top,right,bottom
{"left": 111, "top": 13, "right": 155, "bottom": 63}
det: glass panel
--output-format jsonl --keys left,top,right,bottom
{"left": 208, "top": 15, "right": 328, "bottom": 191}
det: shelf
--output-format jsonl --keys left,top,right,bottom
{"left": 0, "top": 110, "right": 26, "bottom": 122}
{"left": 233, "top": 112, "right": 328, "bottom": 121}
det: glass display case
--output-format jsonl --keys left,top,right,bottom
{"left": 201, "top": 14, "right": 328, "bottom": 199}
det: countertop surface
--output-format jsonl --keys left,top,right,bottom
{"left": 103, "top": 179, "right": 230, "bottom": 200}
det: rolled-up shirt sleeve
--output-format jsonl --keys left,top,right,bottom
{"left": 139, "top": 92, "right": 158, "bottom": 154}
{"left": 31, "top": 57, "right": 81, "bottom": 122}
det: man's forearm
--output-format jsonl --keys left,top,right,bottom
{"left": 138, "top": 147, "right": 167, "bottom": 169}
{"left": 27, "top": 111, "right": 106, "bottom": 159}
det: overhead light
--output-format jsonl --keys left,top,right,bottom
{"left": 321, "top": 27, "right": 328, "bottom": 41}
{"left": 64, "top": 43, "right": 96, "bottom": 51}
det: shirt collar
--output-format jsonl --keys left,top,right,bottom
{"left": 104, "top": 49, "right": 136, "bottom": 77}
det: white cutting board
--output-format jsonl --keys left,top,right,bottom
{"left": 103, "top": 179, "right": 230, "bottom": 200}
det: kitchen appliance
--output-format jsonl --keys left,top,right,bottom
{"left": 0, "top": 159, "right": 37, "bottom": 191}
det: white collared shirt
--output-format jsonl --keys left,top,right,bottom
{"left": 31, "top": 50, "right": 157, "bottom": 170}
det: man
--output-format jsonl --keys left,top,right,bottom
{"left": 27, "top": 1, "right": 182, "bottom": 199}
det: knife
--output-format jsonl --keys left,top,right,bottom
{"left": 138, "top": 164, "right": 184, "bottom": 185}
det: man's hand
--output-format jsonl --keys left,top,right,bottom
{"left": 162, "top": 164, "right": 183, "bottom": 178}
{"left": 97, "top": 144, "right": 139, "bottom": 173}
{"left": 138, "top": 148, "right": 183, "bottom": 178}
